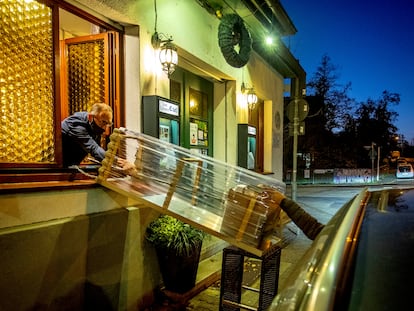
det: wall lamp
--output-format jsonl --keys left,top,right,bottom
{"left": 151, "top": 32, "right": 178, "bottom": 76}
{"left": 241, "top": 82, "right": 258, "bottom": 108}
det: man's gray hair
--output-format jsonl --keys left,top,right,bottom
{"left": 90, "top": 103, "right": 112, "bottom": 115}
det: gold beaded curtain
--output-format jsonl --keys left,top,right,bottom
{"left": 0, "top": 0, "right": 55, "bottom": 163}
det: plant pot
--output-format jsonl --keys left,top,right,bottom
{"left": 155, "top": 243, "right": 202, "bottom": 294}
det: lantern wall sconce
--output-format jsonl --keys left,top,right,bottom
{"left": 151, "top": 32, "right": 178, "bottom": 76}
{"left": 241, "top": 82, "right": 258, "bottom": 109}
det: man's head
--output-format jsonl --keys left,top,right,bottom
{"left": 89, "top": 103, "right": 113, "bottom": 131}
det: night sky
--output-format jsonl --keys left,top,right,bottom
{"left": 282, "top": 0, "right": 414, "bottom": 143}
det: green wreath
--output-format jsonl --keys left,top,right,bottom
{"left": 218, "top": 14, "right": 252, "bottom": 68}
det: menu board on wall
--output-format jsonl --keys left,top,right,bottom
{"left": 190, "top": 119, "right": 208, "bottom": 147}
{"left": 190, "top": 122, "right": 198, "bottom": 145}
{"left": 159, "top": 124, "right": 170, "bottom": 142}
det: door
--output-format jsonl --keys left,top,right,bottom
{"left": 170, "top": 68, "right": 213, "bottom": 156}
{"left": 248, "top": 100, "right": 264, "bottom": 172}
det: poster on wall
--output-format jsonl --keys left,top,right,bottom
{"left": 192, "top": 119, "right": 208, "bottom": 147}
{"left": 247, "top": 136, "right": 256, "bottom": 170}
{"left": 159, "top": 124, "right": 170, "bottom": 142}
{"left": 190, "top": 122, "right": 198, "bottom": 145}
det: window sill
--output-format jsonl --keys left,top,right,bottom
{"left": 0, "top": 167, "right": 100, "bottom": 193}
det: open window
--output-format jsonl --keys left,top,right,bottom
{"left": 0, "top": 0, "right": 122, "bottom": 185}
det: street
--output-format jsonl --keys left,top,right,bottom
{"left": 290, "top": 185, "right": 364, "bottom": 224}
{"left": 288, "top": 180, "right": 414, "bottom": 224}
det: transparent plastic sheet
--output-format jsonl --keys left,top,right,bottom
{"left": 97, "top": 128, "right": 287, "bottom": 256}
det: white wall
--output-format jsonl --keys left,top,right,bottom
{"left": 124, "top": 26, "right": 141, "bottom": 132}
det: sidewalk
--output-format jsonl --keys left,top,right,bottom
{"left": 147, "top": 223, "right": 313, "bottom": 311}
{"left": 185, "top": 224, "right": 311, "bottom": 311}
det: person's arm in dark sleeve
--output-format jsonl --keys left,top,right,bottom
{"left": 271, "top": 190, "right": 325, "bottom": 240}
{"left": 65, "top": 123, "right": 106, "bottom": 162}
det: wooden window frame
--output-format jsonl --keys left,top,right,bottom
{"left": 0, "top": 0, "right": 123, "bottom": 188}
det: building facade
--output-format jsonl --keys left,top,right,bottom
{"left": 0, "top": 0, "right": 305, "bottom": 309}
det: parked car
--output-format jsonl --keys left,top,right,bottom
{"left": 396, "top": 163, "right": 414, "bottom": 178}
{"left": 269, "top": 187, "right": 414, "bottom": 310}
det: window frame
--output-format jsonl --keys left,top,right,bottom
{"left": 0, "top": 0, "right": 124, "bottom": 186}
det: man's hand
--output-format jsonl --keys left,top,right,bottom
{"left": 257, "top": 184, "right": 285, "bottom": 206}
{"left": 117, "top": 158, "right": 136, "bottom": 175}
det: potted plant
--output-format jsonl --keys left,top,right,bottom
{"left": 146, "top": 214, "right": 206, "bottom": 294}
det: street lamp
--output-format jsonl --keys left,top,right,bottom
{"left": 371, "top": 142, "right": 376, "bottom": 182}
{"left": 396, "top": 134, "right": 405, "bottom": 156}
{"left": 151, "top": 32, "right": 178, "bottom": 76}
{"left": 241, "top": 82, "right": 257, "bottom": 109}
{"left": 365, "top": 142, "right": 379, "bottom": 182}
